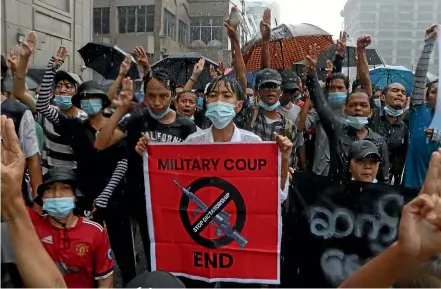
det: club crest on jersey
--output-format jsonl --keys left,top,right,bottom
{"left": 75, "top": 243, "right": 89, "bottom": 257}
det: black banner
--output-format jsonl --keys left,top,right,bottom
{"left": 281, "top": 172, "right": 418, "bottom": 287}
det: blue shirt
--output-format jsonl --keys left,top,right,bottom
{"left": 403, "top": 104, "right": 439, "bottom": 189}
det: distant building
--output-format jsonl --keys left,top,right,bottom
{"left": 1, "top": 0, "right": 93, "bottom": 79}
{"left": 245, "top": 0, "right": 281, "bottom": 36}
{"left": 342, "top": 0, "right": 440, "bottom": 74}
{"left": 92, "top": 0, "right": 251, "bottom": 74}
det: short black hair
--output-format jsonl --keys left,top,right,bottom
{"left": 176, "top": 90, "right": 197, "bottom": 101}
{"left": 143, "top": 69, "right": 176, "bottom": 96}
{"left": 346, "top": 88, "right": 372, "bottom": 108}
{"left": 326, "top": 72, "right": 350, "bottom": 90}
{"left": 206, "top": 75, "right": 245, "bottom": 102}
{"left": 426, "top": 79, "right": 439, "bottom": 98}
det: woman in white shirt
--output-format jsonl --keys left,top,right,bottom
{"left": 136, "top": 76, "right": 292, "bottom": 201}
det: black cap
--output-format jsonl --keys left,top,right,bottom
{"left": 349, "top": 140, "right": 381, "bottom": 162}
{"left": 255, "top": 68, "right": 282, "bottom": 90}
{"left": 280, "top": 70, "right": 300, "bottom": 91}
{"left": 125, "top": 271, "right": 186, "bottom": 288}
{"left": 1, "top": 55, "right": 7, "bottom": 77}
{"left": 37, "top": 167, "right": 77, "bottom": 197}
{"left": 71, "top": 80, "right": 110, "bottom": 109}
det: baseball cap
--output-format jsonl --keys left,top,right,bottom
{"left": 280, "top": 70, "right": 300, "bottom": 91}
{"left": 255, "top": 68, "right": 282, "bottom": 90}
{"left": 349, "top": 140, "right": 381, "bottom": 162}
{"left": 125, "top": 271, "right": 186, "bottom": 288}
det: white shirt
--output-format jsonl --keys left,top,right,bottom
{"left": 185, "top": 124, "right": 289, "bottom": 202}
{"left": 19, "top": 110, "right": 40, "bottom": 158}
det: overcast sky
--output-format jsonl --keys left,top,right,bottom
{"left": 278, "top": 0, "right": 347, "bottom": 38}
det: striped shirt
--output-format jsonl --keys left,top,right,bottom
{"left": 36, "top": 58, "right": 87, "bottom": 174}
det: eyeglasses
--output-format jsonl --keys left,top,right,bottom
{"left": 259, "top": 83, "right": 280, "bottom": 91}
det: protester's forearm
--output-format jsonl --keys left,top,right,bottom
{"left": 339, "top": 243, "right": 415, "bottom": 288}
{"left": 183, "top": 73, "right": 199, "bottom": 91}
{"left": 107, "top": 74, "right": 124, "bottom": 104}
{"left": 95, "top": 159, "right": 128, "bottom": 208}
{"left": 97, "top": 276, "right": 113, "bottom": 288}
{"left": 231, "top": 37, "right": 247, "bottom": 90}
{"left": 333, "top": 54, "right": 343, "bottom": 73}
{"left": 142, "top": 65, "right": 151, "bottom": 76}
{"left": 6, "top": 198, "right": 67, "bottom": 288}
{"left": 94, "top": 108, "right": 125, "bottom": 150}
{"left": 356, "top": 48, "right": 372, "bottom": 97}
{"left": 261, "top": 39, "right": 270, "bottom": 69}
{"left": 297, "top": 98, "right": 311, "bottom": 131}
{"left": 411, "top": 35, "right": 436, "bottom": 107}
{"left": 36, "top": 58, "right": 60, "bottom": 124}
{"left": 27, "top": 154, "right": 42, "bottom": 198}
{"left": 13, "top": 56, "right": 38, "bottom": 112}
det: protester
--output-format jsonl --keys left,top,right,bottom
{"left": 1, "top": 115, "right": 67, "bottom": 288}
{"left": 347, "top": 140, "right": 381, "bottom": 183}
{"left": 403, "top": 25, "right": 440, "bottom": 189}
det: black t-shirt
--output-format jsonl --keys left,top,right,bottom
{"left": 54, "top": 115, "right": 127, "bottom": 201}
{"left": 118, "top": 108, "right": 197, "bottom": 195}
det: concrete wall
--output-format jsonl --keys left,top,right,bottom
{"left": 1, "top": 0, "right": 93, "bottom": 79}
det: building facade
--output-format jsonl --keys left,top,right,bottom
{"left": 342, "top": 0, "right": 440, "bottom": 74}
{"left": 244, "top": 0, "right": 281, "bottom": 36}
{"left": 1, "top": 0, "right": 93, "bottom": 79}
{"left": 93, "top": 0, "right": 251, "bottom": 72}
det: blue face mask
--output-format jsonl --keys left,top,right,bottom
{"left": 54, "top": 95, "right": 73, "bottom": 110}
{"left": 205, "top": 101, "right": 237, "bottom": 129}
{"left": 147, "top": 106, "right": 171, "bottom": 120}
{"left": 373, "top": 98, "right": 382, "bottom": 107}
{"left": 294, "top": 93, "right": 303, "bottom": 101}
{"left": 43, "top": 197, "right": 75, "bottom": 219}
{"left": 259, "top": 100, "right": 281, "bottom": 111}
{"left": 81, "top": 99, "right": 103, "bottom": 116}
{"left": 248, "top": 98, "right": 254, "bottom": 105}
{"left": 383, "top": 104, "right": 404, "bottom": 117}
{"left": 345, "top": 115, "right": 369, "bottom": 129}
{"left": 328, "top": 92, "right": 347, "bottom": 107}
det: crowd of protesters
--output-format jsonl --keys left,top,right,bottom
{"left": 1, "top": 6, "right": 441, "bottom": 288}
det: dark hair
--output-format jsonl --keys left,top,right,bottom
{"left": 426, "top": 79, "right": 439, "bottom": 98}
{"left": 176, "top": 90, "right": 197, "bottom": 101}
{"left": 206, "top": 75, "right": 245, "bottom": 102}
{"left": 351, "top": 79, "right": 362, "bottom": 91}
{"left": 326, "top": 72, "right": 350, "bottom": 91}
{"left": 1, "top": 55, "right": 7, "bottom": 77}
{"left": 143, "top": 69, "right": 176, "bottom": 96}
{"left": 176, "top": 84, "right": 185, "bottom": 89}
{"left": 246, "top": 83, "right": 254, "bottom": 89}
{"left": 345, "top": 88, "right": 372, "bottom": 108}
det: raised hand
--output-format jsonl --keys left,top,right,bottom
{"left": 113, "top": 77, "right": 134, "bottom": 112}
{"left": 426, "top": 24, "right": 438, "bottom": 39}
{"left": 217, "top": 62, "right": 225, "bottom": 76}
{"left": 192, "top": 58, "right": 206, "bottom": 77}
{"left": 305, "top": 43, "right": 320, "bottom": 76}
{"left": 336, "top": 31, "right": 347, "bottom": 56}
{"left": 52, "top": 46, "right": 68, "bottom": 70}
{"left": 420, "top": 149, "right": 441, "bottom": 197}
{"left": 357, "top": 35, "right": 371, "bottom": 50}
{"left": 398, "top": 193, "right": 441, "bottom": 263}
{"left": 7, "top": 46, "right": 19, "bottom": 73}
{"left": 119, "top": 55, "right": 132, "bottom": 76}
{"left": 224, "top": 19, "right": 238, "bottom": 41}
{"left": 209, "top": 65, "right": 217, "bottom": 79}
{"left": 260, "top": 8, "right": 271, "bottom": 40}
{"left": 135, "top": 134, "right": 150, "bottom": 156}
{"left": 19, "top": 31, "right": 37, "bottom": 58}
{"left": 1, "top": 116, "right": 26, "bottom": 218}
{"left": 273, "top": 132, "right": 293, "bottom": 159}
{"left": 134, "top": 46, "right": 149, "bottom": 69}
{"left": 325, "top": 59, "right": 334, "bottom": 77}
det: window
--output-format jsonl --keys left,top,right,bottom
{"left": 94, "top": 7, "right": 110, "bottom": 34}
{"left": 179, "top": 20, "right": 189, "bottom": 45}
{"left": 190, "top": 17, "right": 223, "bottom": 46}
{"left": 163, "top": 9, "right": 176, "bottom": 40}
{"left": 118, "top": 5, "right": 155, "bottom": 34}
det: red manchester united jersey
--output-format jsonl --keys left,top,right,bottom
{"left": 28, "top": 208, "right": 114, "bottom": 288}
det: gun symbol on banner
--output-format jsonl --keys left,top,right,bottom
{"left": 173, "top": 180, "right": 248, "bottom": 248}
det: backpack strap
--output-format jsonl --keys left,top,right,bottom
{"left": 248, "top": 101, "right": 260, "bottom": 131}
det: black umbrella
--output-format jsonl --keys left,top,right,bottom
{"left": 78, "top": 42, "right": 140, "bottom": 80}
{"left": 151, "top": 52, "right": 218, "bottom": 90}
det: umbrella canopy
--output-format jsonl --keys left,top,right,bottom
{"left": 78, "top": 42, "right": 140, "bottom": 80}
{"left": 151, "top": 52, "right": 218, "bottom": 90}
{"left": 369, "top": 65, "right": 413, "bottom": 96}
{"left": 318, "top": 38, "right": 384, "bottom": 69}
{"left": 242, "top": 23, "right": 334, "bottom": 71}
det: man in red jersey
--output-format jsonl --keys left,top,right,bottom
{"left": 29, "top": 167, "right": 114, "bottom": 288}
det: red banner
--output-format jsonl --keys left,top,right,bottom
{"left": 144, "top": 143, "right": 281, "bottom": 284}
